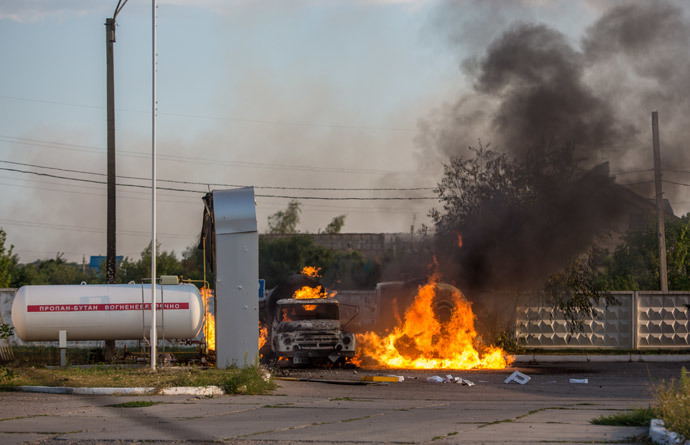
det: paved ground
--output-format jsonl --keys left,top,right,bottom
{"left": 0, "top": 361, "right": 687, "bottom": 444}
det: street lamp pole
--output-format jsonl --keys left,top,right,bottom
{"left": 151, "top": 0, "right": 158, "bottom": 371}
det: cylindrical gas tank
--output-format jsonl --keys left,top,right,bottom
{"left": 11, "top": 284, "right": 204, "bottom": 341}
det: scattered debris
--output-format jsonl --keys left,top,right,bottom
{"left": 569, "top": 378, "right": 588, "bottom": 384}
{"left": 361, "top": 376, "right": 403, "bottom": 382}
{"left": 425, "top": 375, "right": 475, "bottom": 385}
{"left": 504, "top": 371, "right": 531, "bottom": 385}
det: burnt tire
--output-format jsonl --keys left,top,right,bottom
{"left": 432, "top": 283, "right": 461, "bottom": 325}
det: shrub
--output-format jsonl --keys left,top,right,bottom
{"left": 655, "top": 367, "right": 690, "bottom": 440}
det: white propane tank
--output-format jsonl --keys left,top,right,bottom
{"left": 11, "top": 284, "right": 204, "bottom": 342}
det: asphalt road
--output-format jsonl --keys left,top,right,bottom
{"left": 0, "top": 361, "right": 687, "bottom": 444}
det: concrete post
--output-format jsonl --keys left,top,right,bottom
{"left": 105, "top": 18, "right": 117, "bottom": 285}
{"left": 59, "top": 330, "right": 67, "bottom": 367}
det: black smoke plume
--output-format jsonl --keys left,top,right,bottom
{"left": 418, "top": 1, "right": 690, "bottom": 294}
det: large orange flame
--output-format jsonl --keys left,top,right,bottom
{"left": 259, "top": 325, "right": 268, "bottom": 350}
{"left": 356, "top": 275, "right": 512, "bottom": 370}
{"left": 301, "top": 266, "right": 321, "bottom": 277}
{"left": 292, "top": 285, "right": 337, "bottom": 299}
{"left": 201, "top": 287, "right": 215, "bottom": 352}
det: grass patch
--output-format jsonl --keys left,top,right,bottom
{"left": 107, "top": 400, "right": 161, "bottom": 408}
{"left": 590, "top": 367, "right": 690, "bottom": 440}
{"left": 0, "top": 365, "right": 276, "bottom": 395}
{"left": 591, "top": 407, "right": 656, "bottom": 427}
{"left": 331, "top": 397, "right": 354, "bottom": 401}
{"left": 654, "top": 367, "right": 690, "bottom": 439}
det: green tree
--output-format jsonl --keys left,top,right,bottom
{"left": 324, "top": 215, "right": 346, "bottom": 234}
{"left": 0, "top": 228, "right": 17, "bottom": 288}
{"left": 11, "top": 253, "right": 100, "bottom": 286}
{"left": 267, "top": 200, "right": 301, "bottom": 234}
{"left": 117, "top": 242, "right": 183, "bottom": 284}
{"left": 180, "top": 242, "right": 214, "bottom": 285}
{"left": 430, "top": 143, "right": 617, "bottom": 328}
{"left": 259, "top": 234, "right": 381, "bottom": 289}
{"left": 542, "top": 247, "right": 614, "bottom": 332}
{"left": 431, "top": 142, "right": 579, "bottom": 244}
{"left": 604, "top": 214, "right": 690, "bottom": 290}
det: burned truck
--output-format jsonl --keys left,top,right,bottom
{"left": 259, "top": 273, "right": 356, "bottom": 365}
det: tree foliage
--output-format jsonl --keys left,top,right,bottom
{"left": 431, "top": 142, "right": 580, "bottom": 244}
{"left": 324, "top": 215, "right": 346, "bottom": 234}
{"left": 542, "top": 247, "right": 615, "bottom": 332}
{"left": 259, "top": 234, "right": 380, "bottom": 289}
{"left": 429, "top": 143, "right": 618, "bottom": 329}
{"left": 4, "top": 237, "right": 207, "bottom": 287}
{"left": 11, "top": 253, "right": 100, "bottom": 286}
{"left": 604, "top": 214, "right": 690, "bottom": 290}
{"left": 267, "top": 200, "right": 301, "bottom": 234}
{"left": 0, "top": 228, "right": 17, "bottom": 288}
{"left": 116, "top": 242, "right": 183, "bottom": 284}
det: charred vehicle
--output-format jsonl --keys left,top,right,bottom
{"left": 259, "top": 273, "right": 356, "bottom": 365}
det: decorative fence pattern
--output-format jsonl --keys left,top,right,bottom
{"left": 516, "top": 291, "right": 690, "bottom": 349}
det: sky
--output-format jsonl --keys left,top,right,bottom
{"left": 1, "top": 0, "right": 688, "bottom": 263}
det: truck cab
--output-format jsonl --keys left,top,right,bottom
{"left": 271, "top": 298, "right": 356, "bottom": 365}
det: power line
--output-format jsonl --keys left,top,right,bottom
{"left": 0, "top": 94, "right": 417, "bottom": 133}
{"left": 0, "top": 177, "right": 201, "bottom": 205}
{"left": 611, "top": 168, "right": 690, "bottom": 175}
{"left": 0, "top": 159, "right": 434, "bottom": 191}
{"left": 0, "top": 166, "right": 438, "bottom": 200}
{"left": 610, "top": 168, "right": 654, "bottom": 175}
{"left": 0, "top": 218, "right": 193, "bottom": 239}
{"left": 0, "top": 178, "right": 424, "bottom": 215}
{"left": 618, "top": 180, "right": 654, "bottom": 186}
{"left": 620, "top": 179, "right": 690, "bottom": 187}
{"left": 0, "top": 134, "right": 415, "bottom": 175}
{"left": 662, "top": 180, "right": 690, "bottom": 187}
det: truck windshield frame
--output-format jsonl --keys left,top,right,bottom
{"left": 278, "top": 302, "right": 340, "bottom": 322}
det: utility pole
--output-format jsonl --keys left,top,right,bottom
{"left": 105, "top": 0, "right": 128, "bottom": 285}
{"left": 105, "top": 0, "right": 128, "bottom": 361}
{"left": 651, "top": 111, "right": 668, "bottom": 291}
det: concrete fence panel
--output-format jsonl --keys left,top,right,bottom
{"left": 636, "top": 292, "right": 690, "bottom": 349}
{"left": 515, "top": 292, "right": 634, "bottom": 349}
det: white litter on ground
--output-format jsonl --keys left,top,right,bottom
{"left": 569, "top": 378, "right": 588, "bottom": 384}
{"left": 426, "top": 375, "right": 475, "bottom": 386}
{"left": 504, "top": 371, "right": 531, "bottom": 385}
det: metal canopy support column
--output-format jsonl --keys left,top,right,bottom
{"left": 212, "top": 187, "right": 259, "bottom": 368}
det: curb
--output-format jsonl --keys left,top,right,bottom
{"left": 17, "top": 386, "right": 225, "bottom": 396}
{"left": 649, "top": 419, "right": 689, "bottom": 445}
{"left": 512, "top": 354, "right": 690, "bottom": 363}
